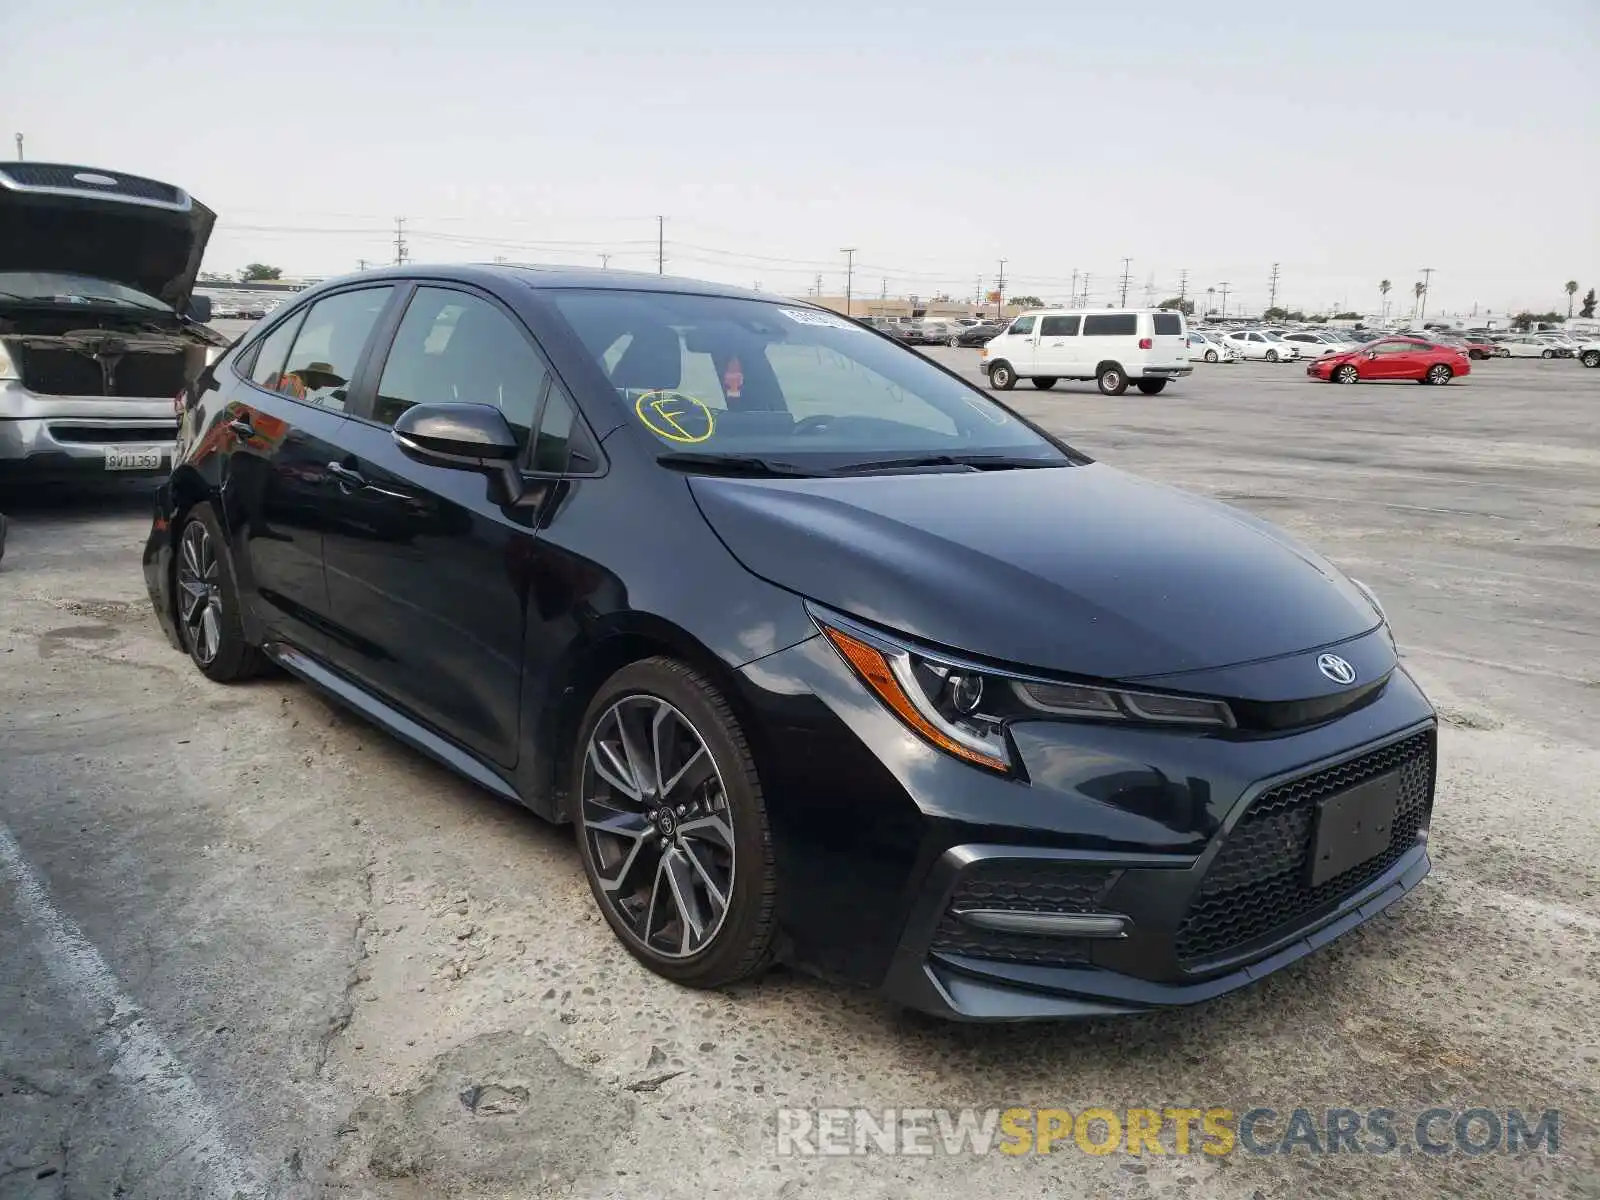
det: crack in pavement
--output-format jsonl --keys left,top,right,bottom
{"left": 314, "top": 849, "right": 378, "bottom": 1081}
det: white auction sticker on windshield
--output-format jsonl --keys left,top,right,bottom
{"left": 778, "top": 308, "right": 857, "bottom": 330}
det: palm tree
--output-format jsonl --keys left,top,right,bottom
{"left": 1412, "top": 280, "right": 1425, "bottom": 318}
{"left": 1379, "top": 279, "right": 1391, "bottom": 320}
{"left": 1566, "top": 280, "right": 1579, "bottom": 317}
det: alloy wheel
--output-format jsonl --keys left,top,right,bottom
{"left": 1265, "top": 349, "right": 1279, "bottom": 362}
{"left": 1335, "top": 364, "right": 1359, "bottom": 384}
{"left": 177, "top": 520, "right": 223, "bottom": 665}
{"left": 580, "top": 696, "right": 734, "bottom": 959}
{"left": 1427, "top": 364, "right": 1451, "bottom": 384}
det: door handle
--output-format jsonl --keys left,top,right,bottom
{"left": 326, "top": 462, "right": 367, "bottom": 489}
{"left": 228, "top": 417, "right": 254, "bottom": 438}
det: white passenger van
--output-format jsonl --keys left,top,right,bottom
{"left": 980, "top": 308, "right": 1192, "bottom": 395}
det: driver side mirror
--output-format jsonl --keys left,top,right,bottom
{"left": 186, "top": 295, "right": 213, "bottom": 323}
{"left": 393, "top": 403, "right": 529, "bottom": 505}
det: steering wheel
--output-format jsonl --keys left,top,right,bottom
{"left": 792, "top": 415, "right": 836, "bottom": 435}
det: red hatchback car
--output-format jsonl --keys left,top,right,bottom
{"left": 1307, "top": 338, "right": 1472, "bottom": 386}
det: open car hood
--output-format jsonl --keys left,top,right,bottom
{"left": 0, "top": 163, "right": 215, "bottom": 312}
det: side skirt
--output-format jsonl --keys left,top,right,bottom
{"left": 261, "top": 640, "right": 523, "bottom": 806}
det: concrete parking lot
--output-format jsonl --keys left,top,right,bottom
{"left": 2, "top": 355, "right": 1596, "bottom": 1199}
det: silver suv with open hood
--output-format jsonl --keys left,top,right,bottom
{"left": 0, "top": 163, "right": 229, "bottom": 479}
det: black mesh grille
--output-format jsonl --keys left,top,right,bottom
{"left": 1175, "top": 731, "right": 1434, "bottom": 968}
{"left": 930, "top": 861, "right": 1118, "bottom": 967}
{"left": 2, "top": 163, "right": 184, "bottom": 206}
{"left": 48, "top": 423, "right": 177, "bottom": 445}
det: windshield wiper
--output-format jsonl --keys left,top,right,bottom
{"left": 825, "top": 453, "right": 1067, "bottom": 476}
{"left": 656, "top": 452, "right": 820, "bottom": 478}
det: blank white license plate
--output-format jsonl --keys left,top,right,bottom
{"left": 105, "top": 446, "right": 165, "bottom": 471}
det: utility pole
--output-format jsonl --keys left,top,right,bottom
{"left": 975, "top": 274, "right": 982, "bottom": 306}
{"left": 1119, "top": 258, "right": 1133, "bottom": 306}
{"left": 13, "top": 133, "right": 22, "bottom": 161}
{"left": 1267, "top": 262, "right": 1281, "bottom": 312}
{"left": 813, "top": 273, "right": 823, "bottom": 297}
{"left": 840, "top": 247, "right": 856, "bottom": 317}
{"left": 392, "top": 217, "right": 408, "bottom": 266}
{"left": 1418, "top": 267, "right": 1435, "bottom": 321}
{"left": 1143, "top": 274, "right": 1156, "bottom": 306}
{"left": 1080, "top": 273, "right": 1091, "bottom": 307}
{"left": 657, "top": 217, "right": 665, "bottom": 275}
{"left": 357, "top": 258, "right": 370, "bottom": 271}
{"left": 1070, "top": 269, "right": 1079, "bottom": 308}
{"left": 1218, "top": 282, "right": 1231, "bottom": 318}
{"left": 995, "top": 258, "right": 1007, "bottom": 321}
{"left": 1178, "top": 269, "right": 1188, "bottom": 301}
{"left": 600, "top": 253, "right": 611, "bottom": 269}
{"left": 880, "top": 278, "right": 887, "bottom": 300}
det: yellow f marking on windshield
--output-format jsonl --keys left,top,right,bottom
{"left": 635, "top": 390, "right": 715, "bottom": 444}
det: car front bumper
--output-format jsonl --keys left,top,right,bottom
{"left": 0, "top": 383, "right": 177, "bottom": 478}
{"left": 736, "top": 631, "right": 1437, "bottom": 1021}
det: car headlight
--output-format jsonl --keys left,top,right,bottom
{"left": 0, "top": 341, "right": 17, "bottom": 381}
{"left": 813, "top": 609, "right": 1235, "bottom": 775}
{"left": 1350, "top": 577, "right": 1385, "bottom": 622}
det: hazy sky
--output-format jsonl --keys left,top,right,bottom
{"left": 5, "top": 0, "right": 1596, "bottom": 315}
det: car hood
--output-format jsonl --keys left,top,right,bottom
{"left": 689, "top": 464, "right": 1380, "bottom": 680}
{"left": 0, "top": 163, "right": 215, "bottom": 311}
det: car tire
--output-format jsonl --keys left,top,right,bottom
{"left": 573, "top": 656, "right": 776, "bottom": 989}
{"left": 1542, "top": 349, "right": 1554, "bottom": 359}
{"left": 175, "top": 502, "right": 267, "bottom": 683}
{"left": 947, "top": 336, "right": 961, "bottom": 348}
{"left": 1581, "top": 350, "right": 1600, "bottom": 368}
{"left": 1032, "top": 377, "right": 1058, "bottom": 390}
{"left": 1135, "top": 379, "right": 1168, "bottom": 395}
{"left": 1205, "top": 349, "right": 1219, "bottom": 363}
{"left": 1334, "top": 364, "right": 1360, "bottom": 384}
{"left": 1426, "top": 364, "right": 1453, "bottom": 385}
{"left": 988, "top": 362, "right": 1016, "bottom": 390}
{"left": 1096, "top": 365, "right": 1128, "bottom": 396}
{"left": 1265, "top": 349, "right": 1280, "bottom": 363}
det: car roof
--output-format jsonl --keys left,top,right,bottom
{"left": 303, "top": 262, "right": 775, "bottom": 303}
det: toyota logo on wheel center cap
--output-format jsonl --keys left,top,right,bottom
{"left": 1317, "top": 653, "right": 1357, "bottom": 685}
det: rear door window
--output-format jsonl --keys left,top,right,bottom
{"left": 274, "top": 287, "right": 395, "bottom": 411}
{"left": 1151, "top": 312, "right": 1183, "bottom": 336}
{"left": 248, "top": 309, "right": 308, "bottom": 390}
{"left": 1039, "top": 315, "right": 1080, "bottom": 336}
{"left": 1083, "top": 314, "right": 1138, "bottom": 337}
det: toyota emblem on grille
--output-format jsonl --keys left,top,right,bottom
{"left": 1317, "top": 653, "right": 1357, "bottom": 685}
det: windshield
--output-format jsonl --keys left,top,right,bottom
{"left": 550, "top": 290, "right": 1075, "bottom": 470}
{"left": 0, "top": 271, "right": 169, "bottom": 311}
{"left": 1262, "top": 331, "right": 1288, "bottom": 341}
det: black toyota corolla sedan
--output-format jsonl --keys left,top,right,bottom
{"left": 144, "top": 266, "right": 1436, "bottom": 1020}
